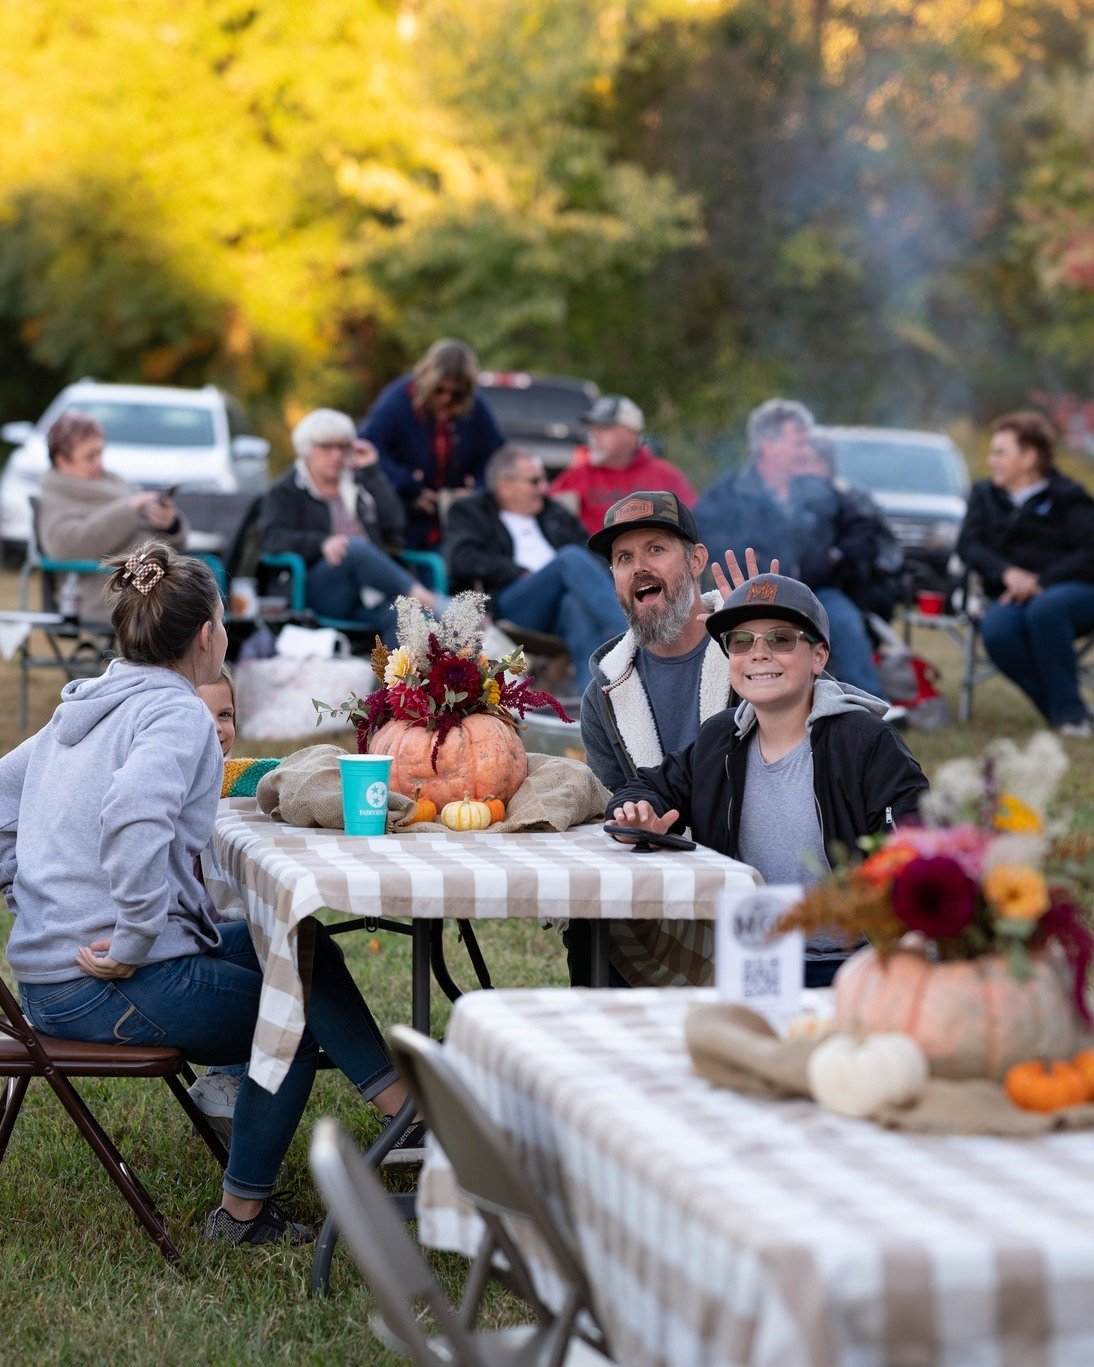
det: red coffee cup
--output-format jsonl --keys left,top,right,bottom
{"left": 916, "top": 590, "right": 946, "bottom": 616}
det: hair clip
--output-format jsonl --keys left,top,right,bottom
{"left": 122, "top": 550, "right": 165, "bottom": 596}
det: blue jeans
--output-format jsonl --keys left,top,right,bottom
{"left": 816, "top": 588, "right": 884, "bottom": 697}
{"left": 307, "top": 539, "right": 417, "bottom": 644}
{"left": 980, "top": 581, "right": 1094, "bottom": 726}
{"left": 20, "top": 922, "right": 396, "bottom": 1202}
{"left": 494, "top": 545, "right": 626, "bottom": 692}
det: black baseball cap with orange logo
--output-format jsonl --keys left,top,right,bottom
{"left": 587, "top": 490, "right": 700, "bottom": 561}
{"left": 705, "top": 574, "right": 831, "bottom": 650}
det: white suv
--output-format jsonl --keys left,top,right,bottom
{"left": 0, "top": 379, "right": 270, "bottom": 556}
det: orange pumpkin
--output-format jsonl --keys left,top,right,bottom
{"left": 367, "top": 715, "right": 528, "bottom": 809}
{"left": 1071, "top": 1049, "right": 1094, "bottom": 1099}
{"left": 407, "top": 788, "right": 437, "bottom": 824}
{"left": 484, "top": 797, "right": 506, "bottom": 824}
{"left": 834, "top": 945, "right": 1082, "bottom": 1081}
{"left": 1004, "top": 1060, "right": 1089, "bottom": 1112}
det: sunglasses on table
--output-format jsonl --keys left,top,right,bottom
{"left": 720, "top": 627, "right": 819, "bottom": 656}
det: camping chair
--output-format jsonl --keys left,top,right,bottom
{"left": 0, "top": 969, "right": 229, "bottom": 1263}
{"left": 16, "top": 499, "right": 115, "bottom": 733}
{"left": 901, "top": 571, "right": 1094, "bottom": 722}
{"left": 309, "top": 1119, "right": 613, "bottom": 1367}
{"left": 257, "top": 546, "right": 448, "bottom": 649}
{"left": 386, "top": 1025, "right": 609, "bottom": 1359}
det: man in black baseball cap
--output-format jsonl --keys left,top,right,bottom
{"left": 573, "top": 491, "right": 734, "bottom": 991}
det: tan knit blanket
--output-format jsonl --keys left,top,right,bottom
{"left": 686, "top": 1001, "right": 1094, "bottom": 1137}
{"left": 255, "top": 743, "right": 609, "bottom": 834}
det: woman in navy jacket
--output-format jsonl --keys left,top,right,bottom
{"left": 359, "top": 339, "right": 506, "bottom": 549}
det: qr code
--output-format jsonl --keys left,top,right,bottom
{"left": 743, "top": 957, "right": 779, "bottom": 998}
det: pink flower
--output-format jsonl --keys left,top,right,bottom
{"left": 887, "top": 824, "right": 992, "bottom": 881}
{"left": 891, "top": 856, "right": 979, "bottom": 939}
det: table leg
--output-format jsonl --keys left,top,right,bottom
{"left": 458, "top": 921, "right": 493, "bottom": 990}
{"left": 412, "top": 920, "right": 431, "bottom": 1034}
{"left": 589, "top": 921, "right": 611, "bottom": 987}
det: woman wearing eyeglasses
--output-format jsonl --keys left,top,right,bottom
{"left": 259, "top": 408, "right": 445, "bottom": 644}
{"left": 610, "top": 573, "right": 928, "bottom": 986}
{"left": 359, "top": 339, "right": 506, "bottom": 550}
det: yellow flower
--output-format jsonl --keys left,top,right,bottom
{"left": 983, "top": 864, "right": 1050, "bottom": 921}
{"left": 384, "top": 647, "right": 413, "bottom": 685}
{"left": 482, "top": 678, "right": 501, "bottom": 706}
{"left": 994, "top": 794, "right": 1043, "bottom": 835}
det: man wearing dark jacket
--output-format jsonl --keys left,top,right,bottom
{"left": 694, "top": 398, "right": 884, "bottom": 696}
{"left": 611, "top": 574, "right": 928, "bottom": 986}
{"left": 445, "top": 446, "right": 625, "bottom": 691}
{"left": 957, "top": 411, "right": 1094, "bottom": 736}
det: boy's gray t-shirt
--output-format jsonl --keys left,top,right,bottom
{"left": 735, "top": 735, "right": 842, "bottom": 960}
{"left": 634, "top": 638, "right": 706, "bottom": 757}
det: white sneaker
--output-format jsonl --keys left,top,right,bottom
{"left": 188, "top": 1071, "right": 242, "bottom": 1145}
{"left": 1058, "top": 718, "right": 1094, "bottom": 739}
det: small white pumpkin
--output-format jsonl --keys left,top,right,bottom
{"left": 440, "top": 797, "right": 491, "bottom": 832}
{"left": 807, "top": 1031, "right": 928, "bottom": 1119}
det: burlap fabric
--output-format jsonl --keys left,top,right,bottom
{"left": 255, "top": 743, "right": 609, "bottom": 833}
{"left": 686, "top": 1000, "right": 1094, "bottom": 1137}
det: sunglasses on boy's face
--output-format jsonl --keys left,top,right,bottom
{"left": 720, "top": 627, "right": 818, "bottom": 656}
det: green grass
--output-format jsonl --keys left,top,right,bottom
{"left": 2, "top": 565, "right": 1092, "bottom": 1361}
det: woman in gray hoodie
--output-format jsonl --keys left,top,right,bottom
{"left": 0, "top": 541, "right": 416, "bottom": 1246}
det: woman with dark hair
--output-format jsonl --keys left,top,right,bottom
{"left": 0, "top": 542, "right": 420, "bottom": 1246}
{"left": 359, "top": 338, "right": 506, "bottom": 549}
{"left": 957, "top": 411, "right": 1094, "bottom": 736}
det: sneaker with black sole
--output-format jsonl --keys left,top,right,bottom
{"left": 379, "top": 1115, "right": 428, "bottom": 1166}
{"left": 188, "top": 1071, "right": 241, "bottom": 1147}
{"left": 204, "top": 1199, "right": 314, "bottom": 1247}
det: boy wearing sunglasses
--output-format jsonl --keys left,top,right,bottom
{"left": 610, "top": 574, "right": 928, "bottom": 986}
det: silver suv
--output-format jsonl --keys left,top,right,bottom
{"left": 0, "top": 379, "right": 270, "bottom": 556}
{"left": 819, "top": 426, "right": 971, "bottom": 587}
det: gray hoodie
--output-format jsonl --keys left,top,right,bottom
{"left": 0, "top": 661, "right": 223, "bottom": 983}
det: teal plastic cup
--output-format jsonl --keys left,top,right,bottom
{"left": 339, "top": 754, "right": 394, "bottom": 836}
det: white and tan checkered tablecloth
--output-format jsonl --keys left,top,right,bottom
{"left": 418, "top": 987, "right": 1094, "bottom": 1367}
{"left": 212, "top": 800, "right": 760, "bottom": 1091}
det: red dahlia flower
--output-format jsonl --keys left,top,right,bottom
{"left": 891, "top": 856, "right": 978, "bottom": 939}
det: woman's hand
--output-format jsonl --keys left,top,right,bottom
{"left": 76, "top": 939, "right": 136, "bottom": 980}
{"left": 610, "top": 801, "right": 681, "bottom": 839}
{"left": 1000, "top": 566, "right": 1041, "bottom": 604}
{"left": 321, "top": 534, "right": 349, "bottom": 566}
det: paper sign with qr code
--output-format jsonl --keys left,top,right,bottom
{"left": 714, "top": 884, "right": 803, "bottom": 1029}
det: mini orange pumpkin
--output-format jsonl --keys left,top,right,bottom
{"left": 1004, "top": 1060, "right": 1089, "bottom": 1112}
{"left": 1071, "top": 1049, "right": 1094, "bottom": 1100}
{"left": 408, "top": 788, "right": 437, "bottom": 824}
{"left": 484, "top": 796, "right": 506, "bottom": 824}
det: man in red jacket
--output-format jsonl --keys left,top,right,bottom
{"left": 551, "top": 395, "right": 696, "bottom": 536}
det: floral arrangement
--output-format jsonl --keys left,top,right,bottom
{"left": 314, "top": 591, "right": 572, "bottom": 765}
{"left": 777, "top": 733, "right": 1094, "bottom": 1019}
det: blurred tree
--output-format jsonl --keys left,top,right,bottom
{"left": 0, "top": 0, "right": 1090, "bottom": 468}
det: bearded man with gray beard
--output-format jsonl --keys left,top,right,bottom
{"left": 570, "top": 492, "right": 734, "bottom": 988}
